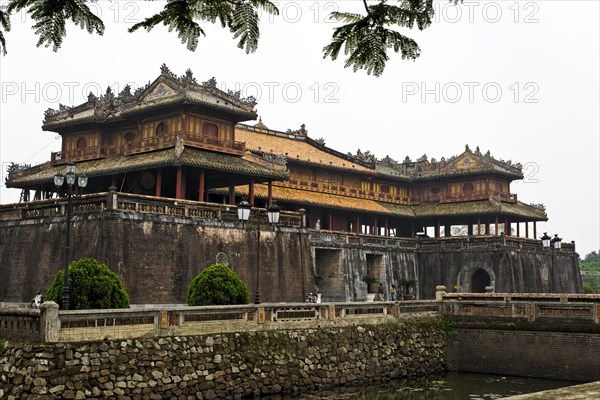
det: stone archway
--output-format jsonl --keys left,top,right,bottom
{"left": 456, "top": 262, "right": 496, "bottom": 293}
{"left": 471, "top": 269, "right": 491, "bottom": 293}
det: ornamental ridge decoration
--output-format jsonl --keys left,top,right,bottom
{"left": 44, "top": 64, "right": 257, "bottom": 122}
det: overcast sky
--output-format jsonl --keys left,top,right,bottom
{"left": 0, "top": 0, "right": 598, "bottom": 256}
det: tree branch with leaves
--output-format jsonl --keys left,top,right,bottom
{"left": 0, "top": 0, "right": 457, "bottom": 76}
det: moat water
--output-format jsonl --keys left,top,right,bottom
{"left": 269, "top": 372, "right": 574, "bottom": 399}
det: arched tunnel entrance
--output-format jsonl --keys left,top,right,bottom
{"left": 471, "top": 268, "right": 491, "bottom": 293}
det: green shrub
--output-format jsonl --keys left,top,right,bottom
{"left": 187, "top": 263, "right": 250, "bottom": 306}
{"left": 46, "top": 258, "right": 129, "bottom": 310}
{"left": 582, "top": 283, "right": 594, "bottom": 294}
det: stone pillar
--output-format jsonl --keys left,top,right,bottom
{"left": 40, "top": 301, "right": 60, "bottom": 343}
{"left": 435, "top": 285, "right": 446, "bottom": 302}
{"left": 106, "top": 186, "right": 117, "bottom": 211}
{"left": 249, "top": 180, "right": 255, "bottom": 206}
{"left": 299, "top": 208, "right": 306, "bottom": 228}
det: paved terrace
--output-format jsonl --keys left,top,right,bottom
{"left": 505, "top": 381, "right": 600, "bottom": 399}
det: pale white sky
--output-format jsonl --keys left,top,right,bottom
{"left": 0, "top": 1, "right": 598, "bottom": 256}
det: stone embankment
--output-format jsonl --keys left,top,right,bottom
{"left": 0, "top": 319, "right": 447, "bottom": 399}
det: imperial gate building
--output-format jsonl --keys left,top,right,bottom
{"left": 0, "top": 66, "right": 581, "bottom": 304}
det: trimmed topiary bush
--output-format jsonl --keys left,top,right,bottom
{"left": 46, "top": 258, "right": 129, "bottom": 310}
{"left": 187, "top": 263, "right": 250, "bottom": 306}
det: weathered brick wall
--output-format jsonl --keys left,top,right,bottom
{"left": 446, "top": 328, "right": 600, "bottom": 382}
{"left": 0, "top": 212, "right": 313, "bottom": 304}
{"left": 0, "top": 211, "right": 582, "bottom": 304}
{"left": 418, "top": 248, "right": 581, "bottom": 297}
{"left": 0, "top": 319, "right": 447, "bottom": 399}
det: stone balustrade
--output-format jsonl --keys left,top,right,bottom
{"left": 3, "top": 293, "right": 600, "bottom": 344}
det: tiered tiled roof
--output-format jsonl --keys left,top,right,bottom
{"left": 230, "top": 184, "right": 547, "bottom": 221}
{"left": 7, "top": 147, "right": 288, "bottom": 188}
{"left": 42, "top": 65, "right": 257, "bottom": 130}
{"left": 235, "top": 125, "right": 375, "bottom": 173}
{"left": 375, "top": 145, "right": 524, "bottom": 181}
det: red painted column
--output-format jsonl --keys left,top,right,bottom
{"left": 249, "top": 180, "right": 255, "bottom": 206}
{"left": 198, "top": 170, "right": 205, "bottom": 202}
{"left": 175, "top": 167, "right": 184, "bottom": 199}
{"left": 155, "top": 169, "right": 162, "bottom": 197}
{"left": 533, "top": 221, "right": 537, "bottom": 239}
{"left": 328, "top": 211, "right": 333, "bottom": 232}
{"left": 228, "top": 184, "right": 235, "bottom": 205}
{"left": 516, "top": 222, "right": 520, "bottom": 237}
{"left": 267, "top": 181, "right": 273, "bottom": 206}
{"left": 477, "top": 217, "right": 481, "bottom": 236}
{"left": 373, "top": 217, "right": 378, "bottom": 236}
{"left": 182, "top": 110, "right": 189, "bottom": 131}
{"left": 385, "top": 218, "right": 389, "bottom": 236}
{"left": 505, "top": 217, "right": 510, "bottom": 236}
{"left": 494, "top": 216, "right": 499, "bottom": 236}
{"left": 525, "top": 221, "right": 529, "bottom": 238}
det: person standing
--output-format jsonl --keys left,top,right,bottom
{"left": 390, "top": 284, "right": 397, "bottom": 301}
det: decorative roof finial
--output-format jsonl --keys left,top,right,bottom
{"left": 254, "top": 117, "right": 268, "bottom": 129}
{"left": 465, "top": 144, "right": 471, "bottom": 152}
{"left": 160, "top": 63, "right": 172, "bottom": 76}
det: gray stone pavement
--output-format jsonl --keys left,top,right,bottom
{"left": 504, "top": 381, "right": 600, "bottom": 399}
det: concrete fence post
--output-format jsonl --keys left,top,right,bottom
{"left": 40, "top": 301, "right": 60, "bottom": 343}
{"left": 435, "top": 285, "right": 446, "bottom": 302}
{"left": 106, "top": 186, "right": 118, "bottom": 211}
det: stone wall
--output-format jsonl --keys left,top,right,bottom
{"left": 0, "top": 211, "right": 313, "bottom": 304}
{"left": 0, "top": 319, "right": 447, "bottom": 399}
{"left": 446, "top": 328, "right": 600, "bottom": 382}
{"left": 0, "top": 209, "right": 581, "bottom": 305}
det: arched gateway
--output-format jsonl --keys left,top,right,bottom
{"left": 457, "top": 263, "right": 496, "bottom": 293}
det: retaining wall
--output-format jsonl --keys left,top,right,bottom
{"left": 0, "top": 318, "right": 447, "bottom": 399}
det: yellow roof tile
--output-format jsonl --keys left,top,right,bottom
{"left": 235, "top": 126, "right": 374, "bottom": 173}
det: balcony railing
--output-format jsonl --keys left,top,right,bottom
{"left": 0, "top": 191, "right": 303, "bottom": 229}
{"left": 50, "top": 131, "right": 246, "bottom": 165}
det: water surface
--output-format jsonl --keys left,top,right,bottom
{"left": 269, "top": 372, "right": 575, "bottom": 399}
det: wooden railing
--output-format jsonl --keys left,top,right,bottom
{"left": 50, "top": 131, "right": 246, "bottom": 165}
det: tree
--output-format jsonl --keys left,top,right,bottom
{"left": 583, "top": 251, "right": 600, "bottom": 263}
{"left": 0, "top": 0, "right": 457, "bottom": 76}
{"left": 46, "top": 258, "right": 130, "bottom": 310}
{"left": 187, "top": 263, "right": 250, "bottom": 306}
